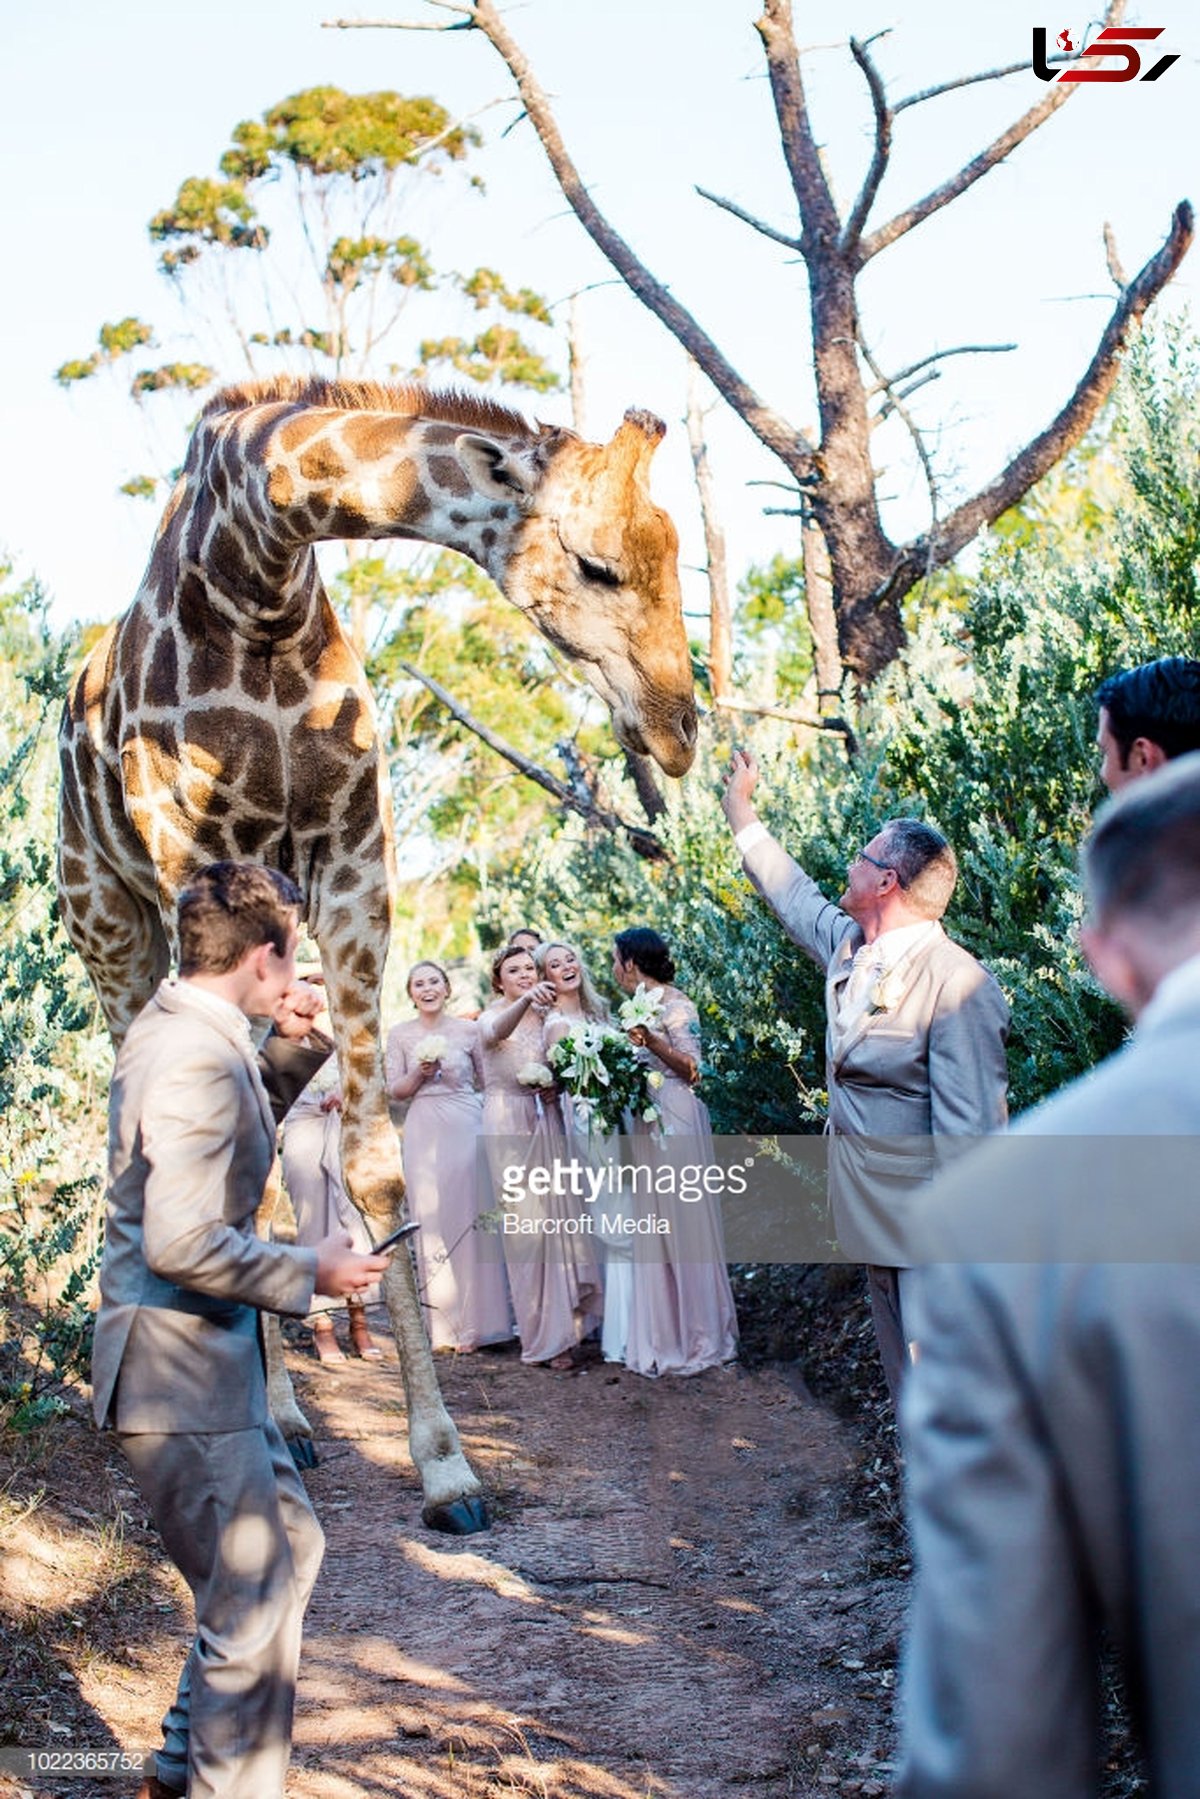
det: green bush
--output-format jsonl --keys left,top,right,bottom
{"left": 0, "top": 574, "right": 108, "bottom": 1430}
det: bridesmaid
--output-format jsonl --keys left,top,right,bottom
{"left": 385, "top": 961, "right": 513, "bottom": 1353}
{"left": 535, "top": 941, "right": 628, "bottom": 1364}
{"left": 612, "top": 927, "right": 739, "bottom": 1377}
{"left": 479, "top": 943, "right": 601, "bottom": 1370}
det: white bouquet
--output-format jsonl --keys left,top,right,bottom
{"left": 548, "top": 1021, "right": 661, "bottom": 1136}
{"left": 516, "top": 1062, "right": 555, "bottom": 1088}
{"left": 617, "top": 982, "right": 664, "bottom": 1032}
{"left": 415, "top": 1034, "right": 448, "bottom": 1065}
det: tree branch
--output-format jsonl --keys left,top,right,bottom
{"left": 858, "top": 0, "right": 1126, "bottom": 265}
{"left": 397, "top": 661, "right": 668, "bottom": 859}
{"left": 323, "top": 11, "right": 475, "bottom": 30}
{"left": 887, "top": 200, "right": 1195, "bottom": 596}
{"left": 695, "top": 186, "right": 802, "bottom": 252}
{"left": 840, "top": 35, "right": 892, "bottom": 253}
{"left": 858, "top": 332, "right": 940, "bottom": 526}
{"left": 713, "top": 691, "right": 858, "bottom": 753}
{"left": 755, "top": 0, "right": 842, "bottom": 250}
{"left": 894, "top": 58, "right": 1066, "bottom": 113}
{"left": 453, "top": 0, "right": 817, "bottom": 478}
{"left": 865, "top": 342, "right": 1017, "bottom": 397}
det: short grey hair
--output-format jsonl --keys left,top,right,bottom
{"left": 876, "top": 819, "right": 958, "bottom": 920}
{"left": 1084, "top": 751, "right": 1200, "bottom": 925}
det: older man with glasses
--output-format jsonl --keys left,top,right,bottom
{"left": 721, "top": 749, "right": 1009, "bottom": 1401}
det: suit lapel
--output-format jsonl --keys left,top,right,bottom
{"left": 831, "top": 922, "right": 944, "bottom": 1072}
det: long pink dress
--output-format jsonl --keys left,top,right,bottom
{"left": 385, "top": 1015, "right": 514, "bottom": 1352}
{"left": 479, "top": 1001, "right": 602, "bottom": 1363}
{"left": 624, "top": 988, "right": 739, "bottom": 1377}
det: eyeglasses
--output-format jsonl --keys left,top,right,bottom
{"left": 854, "top": 849, "right": 907, "bottom": 887}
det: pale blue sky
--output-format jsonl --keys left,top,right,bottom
{"left": 2, "top": 0, "right": 1196, "bottom": 632}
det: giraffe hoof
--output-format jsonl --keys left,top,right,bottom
{"left": 422, "top": 1495, "right": 491, "bottom": 1535}
{"left": 287, "top": 1435, "right": 319, "bottom": 1471}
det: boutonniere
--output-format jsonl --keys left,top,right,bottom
{"left": 867, "top": 971, "right": 904, "bottom": 1015}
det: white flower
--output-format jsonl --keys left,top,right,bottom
{"left": 647, "top": 1070, "right": 665, "bottom": 1090}
{"left": 642, "top": 1106, "right": 661, "bottom": 1123}
{"left": 868, "top": 972, "right": 904, "bottom": 1015}
{"left": 618, "top": 982, "right": 665, "bottom": 1031}
{"left": 416, "top": 1034, "right": 448, "bottom": 1064}
{"left": 517, "top": 1062, "right": 554, "bottom": 1088}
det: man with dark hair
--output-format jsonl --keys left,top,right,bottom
{"left": 898, "top": 752, "right": 1200, "bottom": 1796}
{"left": 1096, "top": 654, "right": 1200, "bottom": 791}
{"left": 93, "top": 861, "right": 390, "bottom": 1799}
{"left": 721, "top": 751, "right": 1009, "bottom": 1400}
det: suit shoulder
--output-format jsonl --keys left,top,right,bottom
{"left": 931, "top": 936, "right": 1007, "bottom": 1005}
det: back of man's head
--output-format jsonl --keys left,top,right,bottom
{"left": 1084, "top": 752, "right": 1200, "bottom": 931}
{"left": 878, "top": 818, "right": 958, "bottom": 920}
{"left": 177, "top": 862, "right": 302, "bottom": 976}
{"left": 1096, "top": 657, "right": 1200, "bottom": 763}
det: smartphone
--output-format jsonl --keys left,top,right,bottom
{"left": 372, "top": 1221, "right": 421, "bottom": 1254}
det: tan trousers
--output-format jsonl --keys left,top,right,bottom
{"left": 119, "top": 1417, "right": 324, "bottom": 1798}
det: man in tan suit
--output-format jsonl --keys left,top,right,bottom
{"left": 721, "top": 750, "right": 1009, "bottom": 1399}
{"left": 94, "top": 862, "right": 389, "bottom": 1799}
{"left": 898, "top": 753, "right": 1200, "bottom": 1796}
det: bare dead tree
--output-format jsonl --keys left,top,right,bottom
{"left": 327, "top": 1, "right": 1193, "bottom": 684}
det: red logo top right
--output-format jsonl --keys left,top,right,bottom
{"left": 1033, "top": 25, "right": 1179, "bottom": 81}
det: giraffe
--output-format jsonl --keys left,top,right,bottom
{"left": 58, "top": 375, "right": 697, "bottom": 1533}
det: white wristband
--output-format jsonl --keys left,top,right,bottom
{"left": 734, "top": 820, "right": 770, "bottom": 855}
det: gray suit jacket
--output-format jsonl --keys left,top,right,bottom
{"left": 92, "top": 982, "right": 329, "bottom": 1433}
{"left": 897, "top": 982, "right": 1200, "bottom": 1798}
{"left": 742, "top": 831, "right": 1009, "bottom": 1260}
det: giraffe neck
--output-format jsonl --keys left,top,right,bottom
{"left": 194, "top": 405, "right": 526, "bottom": 614}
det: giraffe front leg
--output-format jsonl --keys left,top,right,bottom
{"left": 317, "top": 916, "right": 489, "bottom": 1534}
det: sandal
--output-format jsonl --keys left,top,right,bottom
{"left": 347, "top": 1302, "right": 383, "bottom": 1361}
{"left": 311, "top": 1317, "right": 345, "bottom": 1367}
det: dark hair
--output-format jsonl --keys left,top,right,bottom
{"left": 876, "top": 819, "right": 957, "bottom": 920}
{"left": 491, "top": 942, "right": 535, "bottom": 994}
{"left": 614, "top": 927, "right": 676, "bottom": 985}
{"left": 1084, "top": 752, "right": 1200, "bottom": 925}
{"left": 177, "top": 862, "right": 301, "bottom": 976}
{"left": 1096, "top": 658, "right": 1200, "bottom": 761}
{"left": 508, "top": 926, "right": 542, "bottom": 949}
{"left": 406, "top": 960, "right": 450, "bottom": 998}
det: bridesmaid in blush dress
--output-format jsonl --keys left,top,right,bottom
{"left": 612, "top": 928, "right": 739, "bottom": 1377}
{"left": 536, "top": 941, "right": 627, "bottom": 1363}
{"left": 479, "top": 943, "right": 602, "bottom": 1370}
{"left": 385, "top": 961, "right": 514, "bottom": 1353}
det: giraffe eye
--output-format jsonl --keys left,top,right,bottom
{"left": 576, "top": 553, "right": 622, "bottom": 588}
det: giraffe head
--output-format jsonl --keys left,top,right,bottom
{"left": 454, "top": 409, "right": 698, "bottom": 776}
{"left": 197, "top": 379, "right": 698, "bottom": 777}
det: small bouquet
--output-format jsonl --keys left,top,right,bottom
{"left": 516, "top": 1062, "right": 555, "bottom": 1089}
{"left": 548, "top": 1021, "right": 661, "bottom": 1137}
{"left": 617, "top": 982, "right": 664, "bottom": 1033}
{"left": 415, "top": 1034, "right": 448, "bottom": 1079}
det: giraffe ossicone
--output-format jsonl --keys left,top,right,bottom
{"left": 58, "top": 376, "right": 696, "bottom": 1531}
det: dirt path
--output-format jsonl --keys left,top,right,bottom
{"left": 0, "top": 1319, "right": 906, "bottom": 1799}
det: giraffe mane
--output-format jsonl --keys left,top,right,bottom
{"left": 202, "top": 374, "right": 564, "bottom": 441}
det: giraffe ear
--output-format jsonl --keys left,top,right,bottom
{"left": 455, "top": 433, "right": 537, "bottom": 509}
